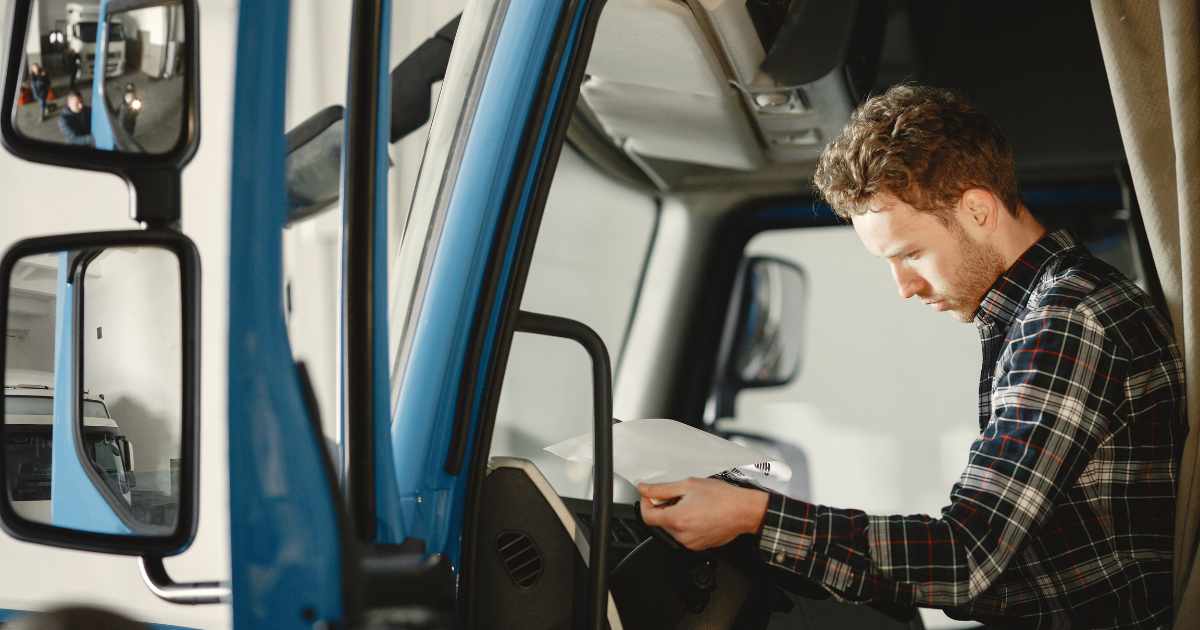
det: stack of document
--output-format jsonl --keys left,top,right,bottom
{"left": 544, "top": 418, "right": 791, "bottom": 492}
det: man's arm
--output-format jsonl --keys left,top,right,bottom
{"left": 641, "top": 308, "right": 1125, "bottom": 609}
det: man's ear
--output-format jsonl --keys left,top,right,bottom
{"left": 960, "top": 188, "right": 999, "bottom": 230}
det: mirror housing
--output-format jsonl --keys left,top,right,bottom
{"left": 285, "top": 105, "right": 344, "bottom": 225}
{"left": 0, "top": 229, "right": 200, "bottom": 556}
{"left": 706, "top": 256, "right": 807, "bottom": 423}
{"left": 0, "top": 0, "right": 199, "bottom": 226}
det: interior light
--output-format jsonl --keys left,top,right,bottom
{"left": 770, "top": 129, "right": 822, "bottom": 146}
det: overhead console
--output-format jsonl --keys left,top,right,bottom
{"left": 578, "top": 0, "right": 882, "bottom": 189}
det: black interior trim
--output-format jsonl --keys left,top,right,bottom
{"left": 666, "top": 197, "right": 839, "bottom": 425}
{"left": 513, "top": 310, "right": 613, "bottom": 630}
{"left": 341, "top": 0, "right": 387, "bottom": 545}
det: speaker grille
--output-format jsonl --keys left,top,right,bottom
{"left": 497, "top": 530, "right": 543, "bottom": 589}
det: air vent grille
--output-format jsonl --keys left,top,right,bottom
{"left": 497, "top": 530, "right": 543, "bottom": 589}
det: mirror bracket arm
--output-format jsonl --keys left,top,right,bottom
{"left": 138, "top": 555, "right": 230, "bottom": 605}
{"left": 126, "top": 169, "right": 182, "bottom": 228}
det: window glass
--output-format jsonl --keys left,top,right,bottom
{"left": 489, "top": 148, "right": 657, "bottom": 498}
{"left": 281, "top": 1, "right": 467, "bottom": 447}
{"left": 4, "top": 396, "right": 108, "bottom": 418}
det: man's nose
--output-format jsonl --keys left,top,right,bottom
{"left": 890, "top": 263, "right": 924, "bottom": 299}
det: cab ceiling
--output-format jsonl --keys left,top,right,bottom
{"left": 569, "top": 0, "right": 1126, "bottom": 196}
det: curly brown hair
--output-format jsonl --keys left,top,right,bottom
{"left": 813, "top": 84, "right": 1020, "bottom": 223}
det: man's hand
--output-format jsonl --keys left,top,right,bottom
{"left": 637, "top": 477, "right": 769, "bottom": 551}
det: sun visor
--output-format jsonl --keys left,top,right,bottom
{"left": 757, "top": 0, "right": 884, "bottom": 101}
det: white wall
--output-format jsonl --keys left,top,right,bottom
{"left": 81, "top": 248, "right": 182, "bottom": 492}
{"left": 121, "top": 7, "right": 167, "bottom": 45}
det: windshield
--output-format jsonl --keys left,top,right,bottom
{"left": 5, "top": 428, "right": 52, "bottom": 501}
{"left": 5, "top": 395, "right": 111, "bottom": 419}
{"left": 73, "top": 22, "right": 123, "bottom": 44}
{"left": 2, "top": 426, "right": 131, "bottom": 502}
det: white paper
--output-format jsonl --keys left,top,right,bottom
{"left": 543, "top": 418, "right": 785, "bottom": 486}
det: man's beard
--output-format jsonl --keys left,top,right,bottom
{"left": 943, "top": 226, "right": 1006, "bottom": 322}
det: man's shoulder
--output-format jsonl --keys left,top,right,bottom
{"left": 1020, "top": 249, "right": 1172, "bottom": 352}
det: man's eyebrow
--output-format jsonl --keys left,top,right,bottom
{"left": 879, "top": 244, "right": 915, "bottom": 259}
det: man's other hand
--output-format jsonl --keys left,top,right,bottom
{"left": 637, "top": 478, "right": 769, "bottom": 551}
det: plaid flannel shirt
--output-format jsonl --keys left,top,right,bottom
{"left": 758, "top": 230, "right": 1186, "bottom": 629}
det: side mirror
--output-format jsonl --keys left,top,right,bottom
{"left": 0, "top": 230, "right": 199, "bottom": 556}
{"left": 285, "top": 105, "right": 344, "bottom": 225}
{"left": 706, "top": 256, "right": 807, "bottom": 422}
{"left": 1, "top": 0, "right": 199, "bottom": 225}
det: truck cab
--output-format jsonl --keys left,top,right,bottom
{"left": 3, "top": 373, "right": 133, "bottom": 524}
{"left": 0, "top": 0, "right": 1196, "bottom": 629}
{"left": 65, "top": 2, "right": 125, "bottom": 80}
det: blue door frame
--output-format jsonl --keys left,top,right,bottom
{"left": 225, "top": 0, "right": 591, "bottom": 625}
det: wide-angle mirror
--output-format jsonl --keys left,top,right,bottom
{"left": 1, "top": 236, "right": 196, "bottom": 551}
{"left": 10, "top": 0, "right": 188, "bottom": 153}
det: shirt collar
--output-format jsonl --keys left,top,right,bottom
{"left": 974, "top": 229, "right": 1080, "bottom": 328}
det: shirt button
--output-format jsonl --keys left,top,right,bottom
{"left": 775, "top": 551, "right": 786, "bottom": 563}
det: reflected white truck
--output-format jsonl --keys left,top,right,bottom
{"left": 3, "top": 371, "right": 134, "bottom": 523}
{"left": 65, "top": 2, "right": 127, "bottom": 80}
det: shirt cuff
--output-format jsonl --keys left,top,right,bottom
{"left": 757, "top": 493, "right": 816, "bottom": 572}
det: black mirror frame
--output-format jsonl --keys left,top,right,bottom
{"left": 0, "top": 0, "right": 200, "bottom": 227}
{"left": 0, "top": 229, "right": 201, "bottom": 557}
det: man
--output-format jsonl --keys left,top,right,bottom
{"left": 58, "top": 91, "right": 93, "bottom": 146}
{"left": 639, "top": 85, "right": 1186, "bottom": 628}
{"left": 117, "top": 83, "right": 141, "bottom": 137}
{"left": 28, "top": 63, "right": 51, "bottom": 121}
{"left": 64, "top": 50, "right": 80, "bottom": 91}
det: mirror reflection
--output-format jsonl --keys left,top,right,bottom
{"left": 13, "top": 0, "right": 187, "bottom": 153}
{"left": 733, "top": 257, "right": 806, "bottom": 385}
{"left": 4, "top": 246, "right": 183, "bottom": 536}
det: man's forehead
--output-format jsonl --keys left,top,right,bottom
{"left": 852, "top": 196, "right": 924, "bottom": 257}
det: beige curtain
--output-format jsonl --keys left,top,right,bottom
{"left": 1092, "top": 1, "right": 1200, "bottom": 627}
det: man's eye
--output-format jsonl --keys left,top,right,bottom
{"left": 905, "top": 251, "right": 920, "bottom": 261}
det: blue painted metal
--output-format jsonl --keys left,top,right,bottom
{"left": 50, "top": 253, "right": 128, "bottom": 534}
{"left": 387, "top": 0, "right": 585, "bottom": 565}
{"left": 0, "top": 609, "right": 198, "bottom": 630}
{"left": 227, "top": 2, "right": 344, "bottom": 627}
{"left": 90, "top": 0, "right": 116, "bottom": 150}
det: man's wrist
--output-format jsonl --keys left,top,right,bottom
{"left": 740, "top": 488, "right": 769, "bottom": 536}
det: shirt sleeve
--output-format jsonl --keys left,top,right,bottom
{"left": 757, "top": 307, "right": 1126, "bottom": 608}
